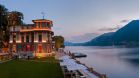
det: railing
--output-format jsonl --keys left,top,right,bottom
{"left": 20, "top": 28, "right": 52, "bottom": 32}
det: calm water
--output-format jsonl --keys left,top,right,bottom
{"left": 65, "top": 46, "right": 139, "bottom": 78}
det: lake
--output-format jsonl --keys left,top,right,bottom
{"left": 65, "top": 46, "right": 139, "bottom": 78}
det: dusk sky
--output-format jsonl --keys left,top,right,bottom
{"left": 1, "top": 0, "right": 139, "bottom": 42}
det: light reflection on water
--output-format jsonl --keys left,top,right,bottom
{"left": 65, "top": 46, "right": 139, "bottom": 78}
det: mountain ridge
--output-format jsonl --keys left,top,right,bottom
{"left": 65, "top": 20, "right": 139, "bottom": 46}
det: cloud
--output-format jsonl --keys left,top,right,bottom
{"left": 99, "top": 26, "right": 120, "bottom": 31}
{"left": 66, "top": 33, "right": 100, "bottom": 43}
{"left": 120, "top": 19, "right": 129, "bottom": 23}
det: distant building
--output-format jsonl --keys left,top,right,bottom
{"left": 9, "top": 19, "right": 54, "bottom": 57}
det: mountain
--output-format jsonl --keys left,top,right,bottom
{"left": 83, "top": 32, "right": 114, "bottom": 46}
{"left": 113, "top": 20, "right": 139, "bottom": 45}
{"left": 65, "top": 20, "right": 139, "bottom": 46}
{"left": 83, "top": 20, "right": 139, "bottom": 46}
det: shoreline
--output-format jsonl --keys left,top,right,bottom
{"left": 55, "top": 49, "right": 107, "bottom": 78}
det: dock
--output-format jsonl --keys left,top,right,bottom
{"left": 55, "top": 49, "right": 107, "bottom": 78}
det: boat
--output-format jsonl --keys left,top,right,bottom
{"left": 72, "top": 53, "right": 87, "bottom": 58}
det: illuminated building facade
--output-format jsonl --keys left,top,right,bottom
{"left": 9, "top": 19, "right": 54, "bottom": 57}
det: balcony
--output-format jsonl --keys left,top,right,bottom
{"left": 20, "top": 27, "right": 52, "bottom": 32}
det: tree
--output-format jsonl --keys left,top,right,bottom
{"left": 4, "top": 11, "right": 24, "bottom": 42}
{"left": 7, "top": 11, "right": 24, "bottom": 26}
{"left": 0, "top": 4, "right": 8, "bottom": 28}
{"left": 0, "top": 4, "right": 24, "bottom": 48}
{"left": 0, "top": 4, "right": 8, "bottom": 48}
{"left": 53, "top": 36, "right": 65, "bottom": 50}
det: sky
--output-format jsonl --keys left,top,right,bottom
{"left": 1, "top": 0, "right": 139, "bottom": 42}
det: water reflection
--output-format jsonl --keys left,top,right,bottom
{"left": 65, "top": 46, "right": 139, "bottom": 78}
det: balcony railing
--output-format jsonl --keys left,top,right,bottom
{"left": 20, "top": 27, "right": 52, "bottom": 32}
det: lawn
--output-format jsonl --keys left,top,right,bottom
{"left": 0, "top": 58, "right": 64, "bottom": 78}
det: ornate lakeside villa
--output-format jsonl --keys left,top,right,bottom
{"left": 9, "top": 19, "right": 55, "bottom": 58}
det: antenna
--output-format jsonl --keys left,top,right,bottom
{"left": 41, "top": 12, "right": 45, "bottom": 19}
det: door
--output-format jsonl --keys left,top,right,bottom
{"left": 38, "top": 44, "right": 42, "bottom": 53}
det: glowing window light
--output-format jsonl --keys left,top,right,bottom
{"left": 34, "top": 40, "right": 38, "bottom": 42}
{"left": 9, "top": 41, "right": 13, "bottom": 43}
{"left": 16, "top": 41, "right": 21, "bottom": 43}
{"left": 36, "top": 53, "right": 46, "bottom": 58}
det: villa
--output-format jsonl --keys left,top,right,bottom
{"left": 9, "top": 19, "right": 55, "bottom": 58}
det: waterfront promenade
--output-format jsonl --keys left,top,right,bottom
{"left": 55, "top": 49, "right": 107, "bottom": 78}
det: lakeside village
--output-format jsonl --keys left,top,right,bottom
{"left": 0, "top": 5, "right": 107, "bottom": 78}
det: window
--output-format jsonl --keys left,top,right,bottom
{"left": 31, "top": 33, "right": 34, "bottom": 42}
{"left": 22, "top": 26, "right": 24, "bottom": 29}
{"left": 35, "top": 23, "right": 37, "bottom": 27}
{"left": 47, "top": 22, "right": 51, "bottom": 28}
{"left": 16, "top": 34, "right": 19, "bottom": 41}
{"left": 13, "top": 27, "right": 15, "bottom": 31}
{"left": 42, "top": 22, "right": 46, "bottom": 27}
{"left": 46, "top": 33, "right": 48, "bottom": 41}
{"left": 13, "top": 35, "right": 16, "bottom": 43}
{"left": 38, "top": 34, "right": 42, "bottom": 42}
{"left": 38, "top": 22, "right": 41, "bottom": 28}
{"left": 22, "top": 36, "right": 24, "bottom": 42}
{"left": 26, "top": 35, "right": 29, "bottom": 43}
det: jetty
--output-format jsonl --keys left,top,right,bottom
{"left": 55, "top": 49, "right": 107, "bottom": 78}
{"left": 72, "top": 53, "right": 87, "bottom": 58}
